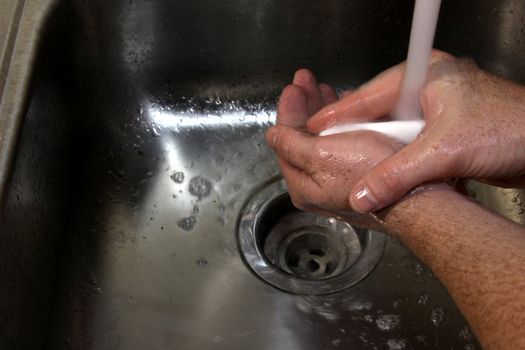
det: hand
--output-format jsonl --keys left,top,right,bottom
{"left": 265, "top": 69, "right": 403, "bottom": 228}
{"left": 307, "top": 50, "right": 525, "bottom": 213}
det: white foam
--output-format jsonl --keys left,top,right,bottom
{"left": 319, "top": 120, "right": 425, "bottom": 145}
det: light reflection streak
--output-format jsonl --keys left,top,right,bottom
{"left": 148, "top": 106, "right": 276, "bottom": 131}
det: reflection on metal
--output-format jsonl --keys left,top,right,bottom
{"left": 467, "top": 181, "right": 525, "bottom": 225}
{"left": 148, "top": 104, "right": 275, "bottom": 131}
{"left": 5, "top": 0, "right": 525, "bottom": 348}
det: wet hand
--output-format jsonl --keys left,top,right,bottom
{"left": 307, "top": 50, "right": 525, "bottom": 212}
{"left": 265, "top": 69, "right": 403, "bottom": 226}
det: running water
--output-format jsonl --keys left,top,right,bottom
{"left": 394, "top": 0, "right": 442, "bottom": 121}
{"left": 320, "top": 0, "right": 442, "bottom": 144}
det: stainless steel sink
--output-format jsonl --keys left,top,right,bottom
{"left": 1, "top": 0, "right": 524, "bottom": 349}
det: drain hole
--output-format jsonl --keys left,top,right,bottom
{"left": 307, "top": 260, "right": 320, "bottom": 272}
{"left": 309, "top": 248, "right": 326, "bottom": 257}
{"left": 238, "top": 180, "right": 386, "bottom": 295}
{"left": 287, "top": 254, "right": 300, "bottom": 268}
{"left": 325, "top": 261, "right": 335, "bottom": 274}
{"left": 258, "top": 192, "right": 364, "bottom": 280}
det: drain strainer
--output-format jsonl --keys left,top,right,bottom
{"left": 238, "top": 179, "right": 386, "bottom": 295}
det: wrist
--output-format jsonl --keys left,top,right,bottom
{"left": 374, "top": 182, "right": 460, "bottom": 237}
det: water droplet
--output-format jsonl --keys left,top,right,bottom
{"left": 213, "top": 336, "right": 222, "bottom": 343}
{"left": 376, "top": 314, "right": 400, "bottom": 332}
{"left": 418, "top": 292, "right": 431, "bottom": 306}
{"left": 192, "top": 205, "right": 200, "bottom": 215}
{"left": 387, "top": 339, "right": 407, "bottom": 350}
{"left": 414, "top": 262, "right": 425, "bottom": 275}
{"left": 178, "top": 216, "right": 197, "bottom": 231}
{"left": 332, "top": 339, "right": 341, "bottom": 347}
{"left": 347, "top": 300, "right": 373, "bottom": 312}
{"left": 459, "top": 325, "right": 473, "bottom": 341}
{"left": 92, "top": 287, "right": 103, "bottom": 294}
{"left": 197, "top": 259, "right": 208, "bottom": 267}
{"left": 188, "top": 176, "right": 212, "bottom": 200}
{"left": 170, "top": 171, "right": 185, "bottom": 183}
{"left": 430, "top": 307, "right": 445, "bottom": 326}
{"left": 151, "top": 123, "right": 161, "bottom": 136}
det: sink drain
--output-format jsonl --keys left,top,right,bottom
{"left": 238, "top": 179, "right": 386, "bottom": 295}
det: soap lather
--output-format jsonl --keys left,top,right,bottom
{"left": 319, "top": 120, "right": 425, "bottom": 145}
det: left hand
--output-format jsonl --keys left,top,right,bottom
{"left": 265, "top": 69, "right": 404, "bottom": 227}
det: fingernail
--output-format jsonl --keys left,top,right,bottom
{"left": 351, "top": 184, "right": 379, "bottom": 213}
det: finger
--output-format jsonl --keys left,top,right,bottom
{"left": 292, "top": 69, "right": 324, "bottom": 115}
{"left": 307, "top": 63, "right": 405, "bottom": 134}
{"left": 276, "top": 157, "right": 319, "bottom": 210}
{"left": 319, "top": 83, "right": 338, "bottom": 105}
{"left": 348, "top": 137, "right": 454, "bottom": 213}
{"left": 265, "top": 125, "right": 317, "bottom": 171}
{"left": 277, "top": 84, "right": 309, "bottom": 128}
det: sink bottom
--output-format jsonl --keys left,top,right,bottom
{"left": 46, "top": 112, "right": 479, "bottom": 349}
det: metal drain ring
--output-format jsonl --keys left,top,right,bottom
{"left": 264, "top": 212, "right": 362, "bottom": 280}
{"left": 237, "top": 178, "right": 386, "bottom": 295}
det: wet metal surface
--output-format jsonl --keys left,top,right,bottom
{"left": 2, "top": 0, "right": 525, "bottom": 349}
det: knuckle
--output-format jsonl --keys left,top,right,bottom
{"left": 457, "top": 56, "right": 478, "bottom": 69}
{"left": 290, "top": 198, "right": 303, "bottom": 210}
{"left": 428, "top": 139, "right": 456, "bottom": 166}
{"left": 281, "top": 84, "right": 301, "bottom": 99}
{"left": 290, "top": 195, "right": 307, "bottom": 211}
{"left": 278, "top": 133, "right": 294, "bottom": 160}
{"left": 421, "top": 79, "right": 444, "bottom": 101}
{"left": 430, "top": 49, "right": 455, "bottom": 63}
{"left": 356, "top": 93, "right": 374, "bottom": 116}
{"left": 375, "top": 163, "right": 404, "bottom": 197}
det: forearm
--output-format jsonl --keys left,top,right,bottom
{"left": 380, "top": 187, "right": 525, "bottom": 350}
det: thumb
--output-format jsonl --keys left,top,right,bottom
{"left": 349, "top": 138, "right": 452, "bottom": 213}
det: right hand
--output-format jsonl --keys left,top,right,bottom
{"left": 307, "top": 50, "right": 525, "bottom": 213}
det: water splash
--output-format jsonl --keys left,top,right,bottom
{"left": 197, "top": 259, "right": 208, "bottom": 267}
{"left": 347, "top": 301, "right": 373, "bottom": 312}
{"left": 178, "top": 216, "right": 197, "bottom": 231}
{"left": 387, "top": 339, "right": 407, "bottom": 350}
{"left": 459, "top": 325, "right": 473, "bottom": 341}
{"left": 189, "top": 205, "right": 198, "bottom": 216}
{"left": 417, "top": 292, "right": 431, "bottom": 306}
{"left": 170, "top": 171, "right": 185, "bottom": 183}
{"left": 430, "top": 307, "right": 445, "bottom": 326}
{"left": 376, "top": 314, "right": 401, "bottom": 332}
{"left": 189, "top": 176, "right": 212, "bottom": 200}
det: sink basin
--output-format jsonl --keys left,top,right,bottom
{"left": 1, "top": 0, "right": 524, "bottom": 349}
